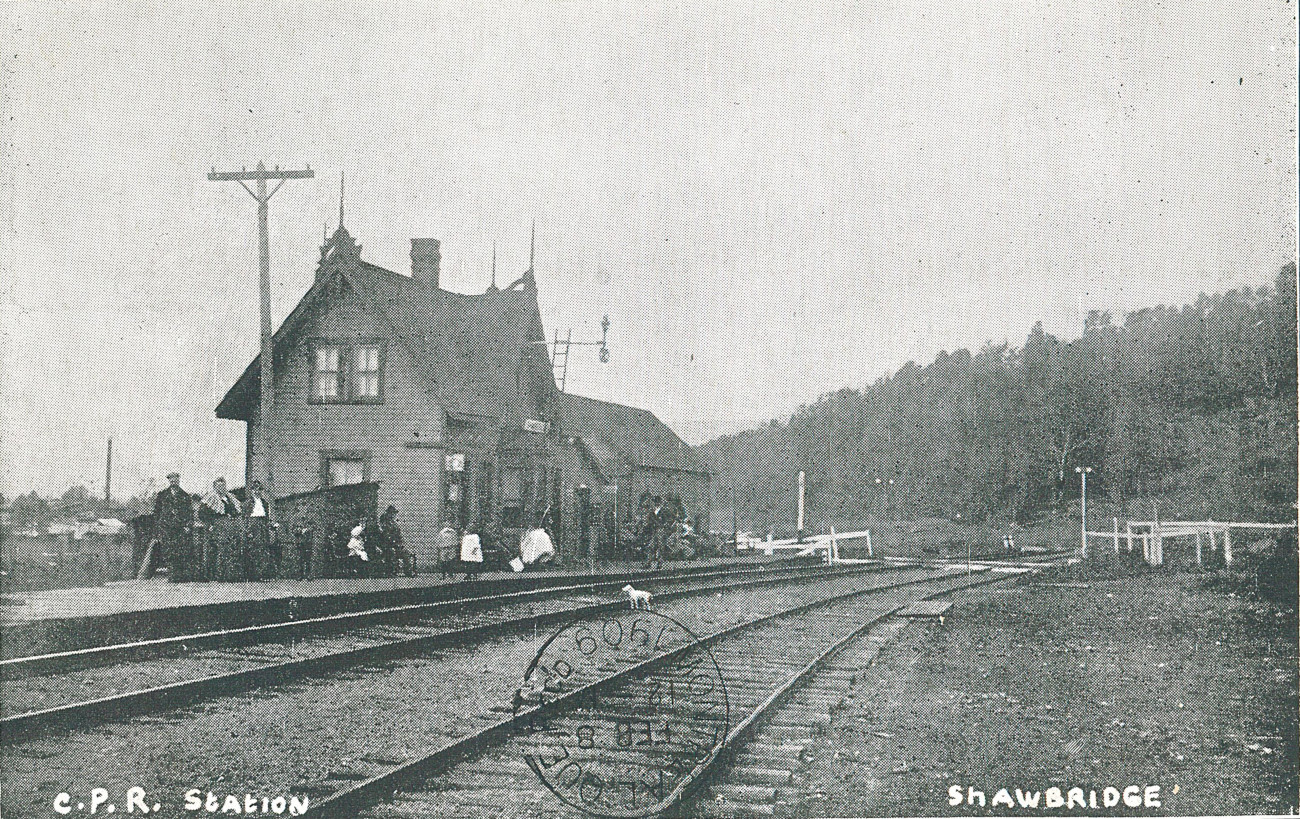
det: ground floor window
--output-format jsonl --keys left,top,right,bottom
{"left": 321, "top": 451, "right": 369, "bottom": 486}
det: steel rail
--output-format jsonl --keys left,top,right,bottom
{"left": 0, "top": 563, "right": 892, "bottom": 744}
{"left": 662, "top": 570, "right": 1019, "bottom": 817}
{"left": 1, "top": 559, "right": 823, "bottom": 677}
{"left": 310, "top": 566, "right": 1014, "bottom": 819}
{"left": 873, "top": 547, "right": 1075, "bottom": 567}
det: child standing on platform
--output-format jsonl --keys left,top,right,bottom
{"left": 460, "top": 527, "right": 483, "bottom": 580}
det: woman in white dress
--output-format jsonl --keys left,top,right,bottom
{"left": 460, "top": 527, "right": 483, "bottom": 580}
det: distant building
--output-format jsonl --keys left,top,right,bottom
{"left": 46, "top": 518, "right": 124, "bottom": 539}
{"left": 216, "top": 219, "right": 709, "bottom": 566}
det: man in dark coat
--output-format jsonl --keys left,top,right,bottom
{"left": 645, "top": 496, "right": 673, "bottom": 570}
{"left": 289, "top": 514, "right": 314, "bottom": 580}
{"left": 380, "top": 505, "right": 416, "bottom": 577}
{"left": 153, "top": 472, "right": 193, "bottom": 582}
{"left": 362, "top": 514, "right": 387, "bottom": 575}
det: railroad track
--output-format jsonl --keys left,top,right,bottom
{"left": 0, "top": 564, "right": 978, "bottom": 819}
{"left": 309, "top": 566, "right": 1024, "bottom": 819}
{"left": 876, "top": 548, "right": 1077, "bottom": 570}
{"left": 673, "top": 608, "right": 931, "bottom": 817}
{"left": 2, "top": 560, "right": 820, "bottom": 674}
{"left": 0, "top": 561, "right": 892, "bottom": 743}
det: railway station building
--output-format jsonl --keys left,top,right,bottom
{"left": 215, "top": 220, "right": 710, "bottom": 567}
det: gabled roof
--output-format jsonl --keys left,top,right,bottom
{"left": 557, "top": 393, "right": 710, "bottom": 477}
{"left": 345, "top": 262, "right": 548, "bottom": 419}
{"left": 215, "top": 225, "right": 707, "bottom": 485}
{"left": 216, "top": 225, "right": 548, "bottom": 421}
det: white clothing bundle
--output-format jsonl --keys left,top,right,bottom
{"left": 520, "top": 528, "right": 555, "bottom": 565}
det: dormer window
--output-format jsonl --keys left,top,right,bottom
{"left": 310, "top": 339, "right": 385, "bottom": 404}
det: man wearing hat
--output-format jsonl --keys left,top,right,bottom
{"left": 153, "top": 472, "right": 194, "bottom": 582}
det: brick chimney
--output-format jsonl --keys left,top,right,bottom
{"left": 410, "top": 238, "right": 441, "bottom": 288}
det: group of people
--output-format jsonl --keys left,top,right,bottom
{"left": 427, "top": 517, "right": 557, "bottom": 580}
{"left": 148, "top": 473, "right": 696, "bottom": 584}
{"left": 149, "top": 473, "right": 416, "bottom": 582}
{"left": 149, "top": 473, "right": 278, "bottom": 582}
{"left": 342, "top": 505, "right": 417, "bottom": 577}
{"left": 435, "top": 525, "right": 486, "bottom": 580}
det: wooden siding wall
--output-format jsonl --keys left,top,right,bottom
{"left": 247, "top": 291, "right": 447, "bottom": 564}
{"left": 237, "top": 278, "right": 710, "bottom": 567}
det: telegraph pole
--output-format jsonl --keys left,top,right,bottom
{"left": 104, "top": 438, "right": 112, "bottom": 504}
{"left": 732, "top": 485, "right": 739, "bottom": 553}
{"left": 207, "top": 162, "right": 314, "bottom": 497}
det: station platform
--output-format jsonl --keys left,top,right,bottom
{"left": 0, "top": 553, "right": 809, "bottom": 659}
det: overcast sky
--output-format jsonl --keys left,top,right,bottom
{"left": 1, "top": 0, "right": 1294, "bottom": 500}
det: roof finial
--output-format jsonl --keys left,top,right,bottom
{"left": 489, "top": 242, "right": 498, "bottom": 291}
{"left": 338, "top": 171, "right": 346, "bottom": 228}
{"left": 529, "top": 219, "right": 535, "bottom": 274}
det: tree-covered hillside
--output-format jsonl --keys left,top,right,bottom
{"left": 704, "top": 263, "right": 1297, "bottom": 535}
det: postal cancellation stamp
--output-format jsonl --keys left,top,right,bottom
{"left": 518, "top": 610, "right": 730, "bottom": 816}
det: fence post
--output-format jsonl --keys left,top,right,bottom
{"left": 1195, "top": 530, "right": 1203, "bottom": 566}
{"left": 1223, "top": 527, "right": 1233, "bottom": 566}
{"left": 865, "top": 529, "right": 873, "bottom": 559}
{"left": 1112, "top": 517, "right": 1120, "bottom": 554}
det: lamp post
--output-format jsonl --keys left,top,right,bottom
{"left": 732, "top": 485, "right": 739, "bottom": 554}
{"left": 796, "top": 471, "right": 806, "bottom": 544}
{"left": 888, "top": 478, "right": 895, "bottom": 520}
{"left": 1075, "top": 465, "right": 1093, "bottom": 557}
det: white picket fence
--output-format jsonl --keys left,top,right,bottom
{"left": 736, "top": 528, "right": 875, "bottom": 564}
{"left": 1084, "top": 517, "right": 1297, "bottom": 566}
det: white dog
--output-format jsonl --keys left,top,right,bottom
{"left": 622, "top": 584, "right": 652, "bottom": 610}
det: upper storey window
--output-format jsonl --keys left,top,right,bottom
{"left": 352, "top": 344, "right": 382, "bottom": 400}
{"left": 310, "top": 340, "right": 384, "bottom": 404}
{"left": 313, "top": 346, "right": 342, "bottom": 401}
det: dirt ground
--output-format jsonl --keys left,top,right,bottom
{"left": 794, "top": 571, "right": 1298, "bottom": 816}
